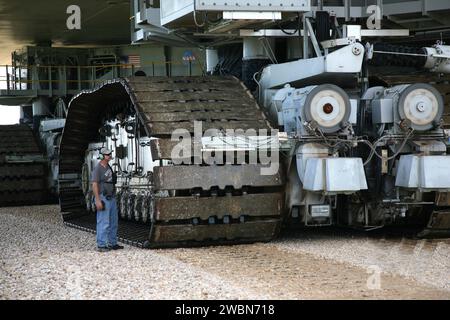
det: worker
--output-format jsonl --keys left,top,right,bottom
{"left": 91, "top": 147, "right": 124, "bottom": 252}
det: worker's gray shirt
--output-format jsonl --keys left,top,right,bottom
{"left": 91, "top": 163, "right": 116, "bottom": 197}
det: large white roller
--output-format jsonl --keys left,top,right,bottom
{"left": 303, "top": 84, "right": 352, "bottom": 133}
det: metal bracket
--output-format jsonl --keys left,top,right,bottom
{"left": 321, "top": 37, "right": 356, "bottom": 49}
{"left": 305, "top": 17, "right": 322, "bottom": 57}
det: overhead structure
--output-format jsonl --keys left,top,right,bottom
{"left": 131, "top": 0, "right": 450, "bottom": 47}
{"left": 0, "top": 0, "right": 131, "bottom": 65}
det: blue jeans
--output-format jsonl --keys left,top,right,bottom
{"left": 96, "top": 195, "right": 118, "bottom": 247}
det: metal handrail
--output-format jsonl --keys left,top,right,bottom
{"left": 1, "top": 60, "right": 203, "bottom": 93}
{"left": 10, "top": 61, "right": 191, "bottom": 68}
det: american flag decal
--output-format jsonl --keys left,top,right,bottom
{"left": 127, "top": 55, "right": 141, "bottom": 67}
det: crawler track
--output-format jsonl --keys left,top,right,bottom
{"left": 0, "top": 125, "right": 47, "bottom": 206}
{"left": 59, "top": 76, "right": 284, "bottom": 248}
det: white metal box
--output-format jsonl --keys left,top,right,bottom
{"left": 160, "top": 0, "right": 311, "bottom": 25}
{"left": 349, "top": 99, "right": 358, "bottom": 125}
{"left": 161, "top": 0, "right": 194, "bottom": 25}
{"left": 396, "top": 155, "right": 450, "bottom": 190}
{"left": 303, "top": 158, "right": 368, "bottom": 193}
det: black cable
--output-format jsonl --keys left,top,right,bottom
{"left": 277, "top": 14, "right": 300, "bottom": 35}
{"left": 206, "top": 12, "right": 222, "bottom": 24}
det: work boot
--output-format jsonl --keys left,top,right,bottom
{"left": 108, "top": 244, "right": 124, "bottom": 250}
{"left": 97, "top": 246, "right": 111, "bottom": 252}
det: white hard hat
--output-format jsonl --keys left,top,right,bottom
{"left": 100, "top": 147, "right": 113, "bottom": 155}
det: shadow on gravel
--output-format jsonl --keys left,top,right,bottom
{"left": 278, "top": 225, "right": 450, "bottom": 243}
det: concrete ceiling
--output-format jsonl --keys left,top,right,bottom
{"left": 0, "top": 0, "right": 131, "bottom": 64}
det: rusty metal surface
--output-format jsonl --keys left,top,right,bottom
{"left": 128, "top": 78, "right": 243, "bottom": 91}
{"left": 138, "top": 101, "right": 256, "bottom": 112}
{"left": 418, "top": 210, "right": 450, "bottom": 238}
{"left": 155, "top": 193, "right": 283, "bottom": 221}
{"left": 142, "top": 110, "right": 263, "bottom": 122}
{"left": 436, "top": 192, "right": 450, "bottom": 206}
{"left": 127, "top": 76, "right": 237, "bottom": 84}
{"left": 127, "top": 76, "right": 271, "bottom": 137}
{"left": 150, "top": 219, "right": 281, "bottom": 244}
{"left": 133, "top": 90, "right": 252, "bottom": 102}
{"left": 428, "top": 211, "right": 450, "bottom": 229}
{"left": 154, "top": 164, "right": 283, "bottom": 190}
{"left": 147, "top": 120, "right": 270, "bottom": 136}
{"left": 150, "top": 138, "right": 202, "bottom": 162}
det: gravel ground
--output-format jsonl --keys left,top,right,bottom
{"left": 272, "top": 229, "right": 450, "bottom": 292}
{"left": 0, "top": 206, "right": 266, "bottom": 300}
{"left": 0, "top": 205, "right": 449, "bottom": 300}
